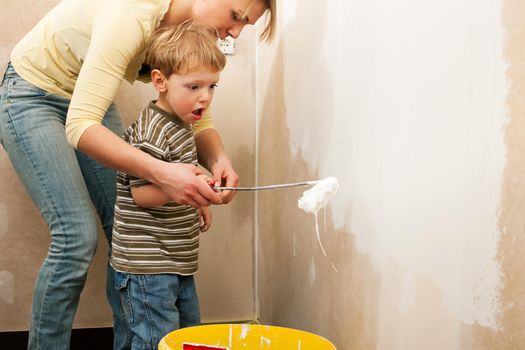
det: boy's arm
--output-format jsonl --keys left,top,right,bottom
{"left": 131, "top": 184, "right": 171, "bottom": 207}
{"left": 131, "top": 174, "right": 214, "bottom": 207}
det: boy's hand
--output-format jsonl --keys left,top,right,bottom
{"left": 210, "top": 156, "right": 239, "bottom": 204}
{"left": 199, "top": 207, "right": 212, "bottom": 232}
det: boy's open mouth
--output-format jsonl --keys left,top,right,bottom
{"left": 192, "top": 108, "right": 204, "bottom": 120}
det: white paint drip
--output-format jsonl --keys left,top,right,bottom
{"left": 331, "top": 263, "right": 339, "bottom": 274}
{"left": 323, "top": 207, "right": 327, "bottom": 234}
{"left": 298, "top": 177, "right": 340, "bottom": 255}
{"left": 313, "top": 214, "right": 327, "bottom": 256}
{"left": 228, "top": 324, "right": 232, "bottom": 348}
{"left": 240, "top": 324, "right": 250, "bottom": 340}
{"left": 260, "top": 336, "right": 271, "bottom": 348}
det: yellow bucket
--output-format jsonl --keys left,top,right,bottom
{"left": 158, "top": 324, "right": 336, "bottom": 350}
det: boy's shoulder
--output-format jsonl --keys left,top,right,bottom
{"left": 131, "top": 102, "right": 169, "bottom": 128}
{"left": 125, "top": 101, "right": 191, "bottom": 140}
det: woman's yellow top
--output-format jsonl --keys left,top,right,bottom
{"left": 11, "top": 0, "right": 214, "bottom": 148}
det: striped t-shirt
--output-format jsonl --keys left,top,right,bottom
{"left": 110, "top": 102, "right": 200, "bottom": 275}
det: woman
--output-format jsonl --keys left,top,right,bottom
{"left": 0, "top": 0, "right": 275, "bottom": 349}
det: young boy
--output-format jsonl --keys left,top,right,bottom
{"left": 110, "top": 21, "right": 226, "bottom": 349}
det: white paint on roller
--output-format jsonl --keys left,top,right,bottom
{"left": 298, "top": 177, "right": 340, "bottom": 214}
{"left": 298, "top": 177, "right": 340, "bottom": 255}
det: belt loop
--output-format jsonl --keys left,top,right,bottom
{"left": 1, "top": 62, "right": 11, "bottom": 86}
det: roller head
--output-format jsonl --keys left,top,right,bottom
{"left": 298, "top": 177, "right": 339, "bottom": 214}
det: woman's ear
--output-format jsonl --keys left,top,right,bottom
{"left": 151, "top": 69, "right": 167, "bottom": 92}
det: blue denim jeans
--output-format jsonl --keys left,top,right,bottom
{"left": 115, "top": 271, "right": 200, "bottom": 350}
{"left": 0, "top": 63, "right": 130, "bottom": 349}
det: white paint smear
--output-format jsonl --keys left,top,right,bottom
{"left": 277, "top": 0, "right": 506, "bottom": 330}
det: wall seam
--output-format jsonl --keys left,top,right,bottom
{"left": 253, "top": 30, "right": 260, "bottom": 322}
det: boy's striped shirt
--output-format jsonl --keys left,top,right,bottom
{"left": 111, "top": 102, "right": 200, "bottom": 275}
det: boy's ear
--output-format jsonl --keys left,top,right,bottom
{"left": 151, "top": 69, "right": 167, "bottom": 92}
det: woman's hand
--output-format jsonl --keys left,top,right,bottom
{"left": 153, "top": 161, "right": 222, "bottom": 208}
{"left": 78, "top": 125, "right": 222, "bottom": 208}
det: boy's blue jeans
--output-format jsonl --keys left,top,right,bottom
{"left": 0, "top": 63, "right": 130, "bottom": 349}
{"left": 115, "top": 271, "right": 200, "bottom": 350}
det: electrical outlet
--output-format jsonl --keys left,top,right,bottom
{"left": 218, "top": 37, "right": 235, "bottom": 55}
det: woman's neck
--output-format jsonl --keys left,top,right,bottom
{"left": 161, "top": 0, "right": 193, "bottom": 26}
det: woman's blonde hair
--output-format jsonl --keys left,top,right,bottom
{"left": 145, "top": 20, "right": 226, "bottom": 77}
{"left": 259, "top": 0, "right": 276, "bottom": 42}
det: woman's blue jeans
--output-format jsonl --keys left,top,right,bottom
{"left": 0, "top": 64, "right": 130, "bottom": 349}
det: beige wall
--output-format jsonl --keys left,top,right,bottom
{"left": 3, "top": 0, "right": 525, "bottom": 348}
{"left": 256, "top": 0, "right": 525, "bottom": 349}
{"left": 0, "top": 0, "right": 256, "bottom": 330}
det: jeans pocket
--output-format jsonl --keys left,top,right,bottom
{"left": 7, "top": 76, "right": 50, "bottom": 100}
{"left": 114, "top": 271, "right": 134, "bottom": 324}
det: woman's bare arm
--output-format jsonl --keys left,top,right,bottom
{"left": 78, "top": 124, "right": 222, "bottom": 208}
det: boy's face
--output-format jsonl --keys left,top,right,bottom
{"left": 192, "top": 0, "right": 267, "bottom": 39}
{"left": 153, "top": 68, "right": 220, "bottom": 124}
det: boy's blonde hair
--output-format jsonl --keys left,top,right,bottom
{"left": 145, "top": 20, "right": 226, "bottom": 77}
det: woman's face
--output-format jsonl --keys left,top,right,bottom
{"left": 192, "top": 0, "right": 267, "bottom": 39}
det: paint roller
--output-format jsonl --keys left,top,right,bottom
{"left": 214, "top": 177, "right": 340, "bottom": 257}
{"left": 212, "top": 177, "right": 340, "bottom": 213}
{"left": 212, "top": 180, "right": 321, "bottom": 191}
{"left": 297, "top": 177, "right": 340, "bottom": 214}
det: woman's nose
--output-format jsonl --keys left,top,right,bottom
{"left": 227, "top": 23, "right": 246, "bottom": 39}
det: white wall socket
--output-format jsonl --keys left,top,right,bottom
{"left": 218, "top": 37, "right": 235, "bottom": 55}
